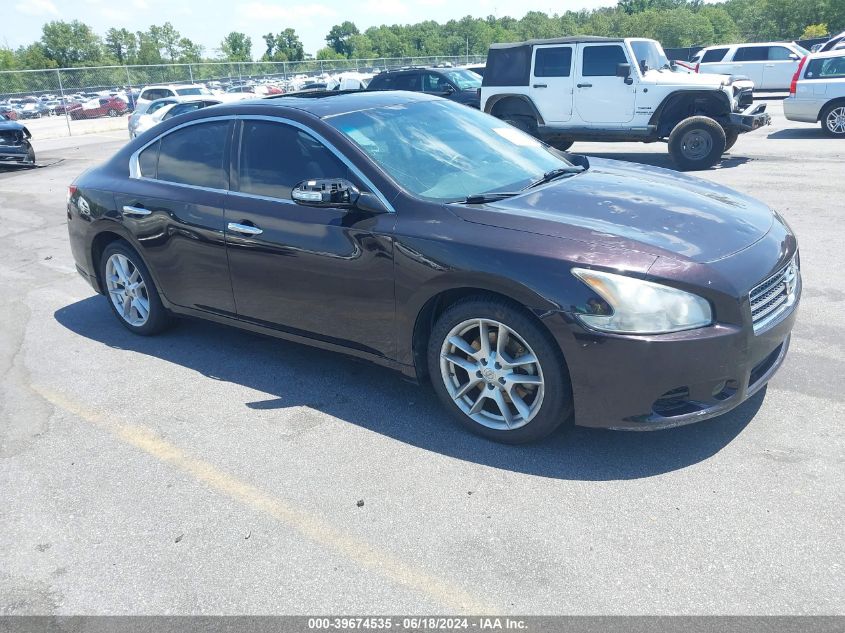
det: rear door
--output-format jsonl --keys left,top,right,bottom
{"left": 529, "top": 44, "right": 574, "bottom": 123}
{"left": 762, "top": 45, "right": 802, "bottom": 90}
{"left": 575, "top": 43, "right": 636, "bottom": 124}
{"left": 728, "top": 46, "right": 768, "bottom": 86}
{"left": 115, "top": 119, "right": 236, "bottom": 314}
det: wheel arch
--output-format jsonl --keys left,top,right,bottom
{"left": 409, "top": 282, "right": 565, "bottom": 382}
{"left": 484, "top": 94, "right": 545, "bottom": 125}
{"left": 819, "top": 97, "right": 845, "bottom": 122}
{"left": 650, "top": 90, "right": 732, "bottom": 137}
{"left": 88, "top": 226, "right": 164, "bottom": 301}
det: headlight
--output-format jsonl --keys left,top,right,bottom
{"left": 572, "top": 268, "right": 712, "bottom": 334}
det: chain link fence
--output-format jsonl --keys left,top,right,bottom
{"left": 0, "top": 56, "right": 486, "bottom": 137}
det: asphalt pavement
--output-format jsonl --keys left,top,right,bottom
{"left": 0, "top": 100, "right": 842, "bottom": 615}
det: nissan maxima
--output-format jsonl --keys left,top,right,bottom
{"left": 66, "top": 92, "right": 800, "bottom": 443}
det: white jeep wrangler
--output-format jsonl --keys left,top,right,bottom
{"left": 480, "top": 36, "right": 771, "bottom": 170}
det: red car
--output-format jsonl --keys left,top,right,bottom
{"left": 0, "top": 106, "right": 19, "bottom": 120}
{"left": 69, "top": 97, "right": 128, "bottom": 120}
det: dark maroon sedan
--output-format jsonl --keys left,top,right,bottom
{"left": 65, "top": 92, "right": 799, "bottom": 443}
{"left": 69, "top": 96, "right": 128, "bottom": 119}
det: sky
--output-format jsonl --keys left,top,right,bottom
{"left": 3, "top": 0, "right": 617, "bottom": 59}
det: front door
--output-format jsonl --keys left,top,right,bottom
{"left": 224, "top": 118, "right": 396, "bottom": 359}
{"left": 529, "top": 44, "right": 575, "bottom": 123}
{"left": 762, "top": 45, "right": 801, "bottom": 90}
{"left": 575, "top": 43, "right": 636, "bottom": 124}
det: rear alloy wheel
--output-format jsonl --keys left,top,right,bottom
{"left": 100, "top": 242, "right": 170, "bottom": 335}
{"left": 108, "top": 108, "right": 119, "bottom": 117}
{"left": 821, "top": 103, "right": 845, "bottom": 137}
{"left": 668, "top": 116, "right": 726, "bottom": 170}
{"left": 428, "top": 298, "right": 572, "bottom": 443}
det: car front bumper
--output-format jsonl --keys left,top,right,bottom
{"left": 0, "top": 143, "right": 34, "bottom": 165}
{"left": 544, "top": 298, "right": 797, "bottom": 430}
{"left": 730, "top": 102, "right": 771, "bottom": 132}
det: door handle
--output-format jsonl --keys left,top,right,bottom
{"left": 577, "top": 83, "right": 593, "bottom": 88}
{"left": 122, "top": 205, "right": 151, "bottom": 217}
{"left": 227, "top": 222, "right": 263, "bottom": 236}
{"left": 532, "top": 83, "right": 548, "bottom": 88}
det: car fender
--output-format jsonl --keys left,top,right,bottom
{"left": 649, "top": 89, "right": 733, "bottom": 137}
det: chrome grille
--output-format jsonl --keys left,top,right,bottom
{"left": 750, "top": 256, "right": 799, "bottom": 334}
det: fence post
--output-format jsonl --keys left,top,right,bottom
{"left": 56, "top": 68, "right": 72, "bottom": 137}
{"left": 238, "top": 62, "right": 242, "bottom": 82}
{"left": 124, "top": 65, "right": 133, "bottom": 108}
{"left": 188, "top": 64, "right": 194, "bottom": 83}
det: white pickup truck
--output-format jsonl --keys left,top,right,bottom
{"left": 480, "top": 36, "right": 770, "bottom": 170}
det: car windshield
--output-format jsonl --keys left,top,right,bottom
{"left": 326, "top": 99, "right": 571, "bottom": 202}
{"left": 630, "top": 40, "right": 670, "bottom": 72}
{"left": 442, "top": 69, "right": 482, "bottom": 90}
{"left": 176, "top": 87, "right": 211, "bottom": 96}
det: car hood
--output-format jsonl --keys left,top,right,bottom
{"left": 450, "top": 158, "right": 774, "bottom": 264}
{"left": 0, "top": 119, "right": 26, "bottom": 133}
{"left": 644, "top": 70, "right": 728, "bottom": 87}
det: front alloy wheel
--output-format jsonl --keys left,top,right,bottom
{"left": 428, "top": 297, "right": 572, "bottom": 443}
{"left": 440, "top": 318, "right": 545, "bottom": 431}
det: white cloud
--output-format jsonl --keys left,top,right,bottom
{"left": 240, "top": 2, "right": 336, "bottom": 22}
{"left": 14, "top": 0, "right": 59, "bottom": 16}
{"left": 133, "top": 0, "right": 149, "bottom": 9}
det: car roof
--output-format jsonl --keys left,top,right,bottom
{"left": 701, "top": 41, "right": 800, "bottom": 49}
{"left": 216, "top": 90, "right": 439, "bottom": 119}
{"left": 490, "top": 36, "right": 622, "bottom": 49}
{"left": 807, "top": 48, "right": 845, "bottom": 59}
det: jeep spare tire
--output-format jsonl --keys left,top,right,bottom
{"left": 668, "top": 116, "right": 726, "bottom": 171}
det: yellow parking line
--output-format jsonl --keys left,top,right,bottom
{"left": 30, "top": 384, "right": 494, "bottom": 613}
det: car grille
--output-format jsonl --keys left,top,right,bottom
{"left": 750, "top": 256, "right": 799, "bottom": 334}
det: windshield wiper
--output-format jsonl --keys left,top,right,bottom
{"left": 522, "top": 166, "right": 584, "bottom": 190}
{"left": 454, "top": 191, "right": 521, "bottom": 204}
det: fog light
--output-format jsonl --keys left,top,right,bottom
{"left": 712, "top": 381, "right": 727, "bottom": 397}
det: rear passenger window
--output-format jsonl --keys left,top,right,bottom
{"left": 733, "top": 46, "right": 769, "bottom": 62}
{"left": 701, "top": 48, "right": 729, "bottom": 63}
{"left": 392, "top": 73, "right": 421, "bottom": 91}
{"left": 582, "top": 45, "right": 628, "bottom": 76}
{"left": 805, "top": 56, "right": 845, "bottom": 79}
{"left": 138, "top": 140, "right": 159, "bottom": 177}
{"left": 238, "top": 121, "right": 349, "bottom": 200}
{"left": 156, "top": 121, "right": 229, "bottom": 189}
{"left": 534, "top": 47, "right": 572, "bottom": 77}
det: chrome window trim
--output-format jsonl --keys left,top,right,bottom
{"left": 128, "top": 113, "right": 396, "bottom": 213}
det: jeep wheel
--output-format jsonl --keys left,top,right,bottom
{"left": 503, "top": 115, "right": 537, "bottom": 138}
{"left": 548, "top": 137, "right": 574, "bottom": 152}
{"left": 821, "top": 103, "right": 845, "bottom": 137}
{"left": 723, "top": 129, "right": 739, "bottom": 152}
{"left": 668, "top": 116, "right": 726, "bottom": 170}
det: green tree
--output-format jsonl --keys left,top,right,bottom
{"left": 221, "top": 32, "right": 252, "bottom": 61}
{"left": 177, "top": 38, "right": 204, "bottom": 63}
{"left": 262, "top": 29, "right": 304, "bottom": 61}
{"left": 40, "top": 20, "right": 103, "bottom": 67}
{"left": 105, "top": 28, "right": 137, "bottom": 65}
{"left": 326, "top": 21, "right": 360, "bottom": 57}
{"left": 316, "top": 47, "right": 346, "bottom": 60}
{"left": 801, "top": 23, "right": 829, "bottom": 38}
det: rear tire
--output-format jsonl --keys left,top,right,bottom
{"left": 820, "top": 103, "right": 845, "bottom": 137}
{"left": 108, "top": 108, "right": 118, "bottom": 117}
{"left": 668, "top": 116, "right": 726, "bottom": 170}
{"left": 502, "top": 115, "right": 538, "bottom": 138}
{"left": 99, "top": 241, "right": 171, "bottom": 336}
{"left": 427, "top": 296, "right": 573, "bottom": 444}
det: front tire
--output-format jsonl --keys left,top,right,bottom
{"left": 723, "top": 128, "right": 739, "bottom": 152}
{"left": 668, "top": 116, "right": 726, "bottom": 170}
{"left": 108, "top": 108, "right": 119, "bottom": 117}
{"left": 502, "top": 115, "right": 538, "bottom": 138}
{"left": 821, "top": 103, "right": 845, "bottom": 137}
{"left": 427, "top": 297, "right": 573, "bottom": 443}
{"left": 99, "top": 241, "right": 170, "bottom": 335}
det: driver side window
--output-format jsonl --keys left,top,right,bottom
{"left": 237, "top": 120, "right": 351, "bottom": 200}
{"left": 423, "top": 73, "right": 450, "bottom": 92}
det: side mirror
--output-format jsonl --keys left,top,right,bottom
{"left": 292, "top": 179, "right": 359, "bottom": 208}
{"left": 442, "top": 83, "right": 455, "bottom": 94}
{"left": 789, "top": 53, "right": 800, "bottom": 60}
{"left": 616, "top": 62, "right": 632, "bottom": 78}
